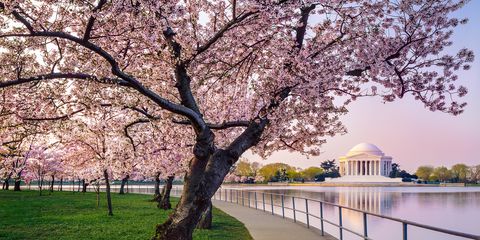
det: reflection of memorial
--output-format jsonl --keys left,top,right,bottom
{"left": 329, "top": 143, "right": 402, "bottom": 182}
{"left": 338, "top": 188, "right": 392, "bottom": 215}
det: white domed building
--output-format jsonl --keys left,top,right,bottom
{"left": 330, "top": 143, "right": 402, "bottom": 183}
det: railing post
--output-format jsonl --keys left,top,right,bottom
{"left": 262, "top": 193, "right": 266, "bottom": 211}
{"left": 248, "top": 192, "right": 251, "bottom": 208}
{"left": 339, "top": 206, "right": 343, "bottom": 240}
{"left": 292, "top": 197, "right": 296, "bottom": 223}
{"left": 242, "top": 191, "right": 244, "bottom": 206}
{"left": 281, "top": 195, "right": 285, "bottom": 218}
{"left": 225, "top": 188, "right": 227, "bottom": 201}
{"left": 231, "top": 189, "right": 233, "bottom": 203}
{"left": 270, "top": 194, "right": 274, "bottom": 215}
{"left": 320, "top": 202, "right": 324, "bottom": 236}
{"left": 363, "top": 212, "right": 368, "bottom": 239}
{"left": 403, "top": 222, "right": 408, "bottom": 240}
{"left": 305, "top": 199, "right": 310, "bottom": 228}
{"left": 254, "top": 192, "right": 258, "bottom": 209}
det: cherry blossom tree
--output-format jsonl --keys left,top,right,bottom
{"left": 0, "top": 1, "right": 475, "bottom": 239}
{"left": 132, "top": 122, "right": 190, "bottom": 208}
{"left": 23, "top": 145, "right": 63, "bottom": 195}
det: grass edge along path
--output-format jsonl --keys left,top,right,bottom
{"left": 0, "top": 190, "right": 253, "bottom": 240}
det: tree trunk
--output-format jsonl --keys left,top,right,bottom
{"left": 4, "top": 173, "right": 11, "bottom": 190}
{"left": 82, "top": 179, "right": 88, "bottom": 193}
{"left": 96, "top": 182, "right": 100, "bottom": 208}
{"left": 154, "top": 150, "right": 236, "bottom": 240}
{"left": 39, "top": 178, "right": 43, "bottom": 196}
{"left": 13, "top": 179, "right": 21, "bottom": 191}
{"left": 78, "top": 179, "right": 81, "bottom": 192}
{"left": 104, "top": 169, "right": 113, "bottom": 216}
{"left": 72, "top": 179, "right": 75, "bottom": 193}
{"left": 158, "top": 175, "right": 174, "bottom": 210}
{"left": 59, "top": 178, "right": 63, "bottom": 191}
{"left": 50, "top": 175, "right": 55, "bottom": 193}
{"left": 153, "top": 115, "right": 266, "bottom": 240}
{"left": 196, "top": 199, "right": 213, "bottom": 229}
{"left": 153, "top": 172, "right": 162, "bottom": 202}
{"left": 119, "top": 175, "right": 129, "bottom": 195}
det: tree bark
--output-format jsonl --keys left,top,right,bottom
{"left": 96, "top": 182, "right": 100, "bottom": 208}
{"left": 50, "top": 175, "right": 55, "bottom": 193}
{"left": 59, "top": 177, "right": 63, "bottom": 191}
{"left": 153, "top": 172, "right": 162, "bottom": 202}
{"left": 4, "top": 173, "right": 12, "bottom": 190}
{"left": 14, "top": 179, "right": 21, "bottom": 191}
{"left": 82, "top": 179, "right": 88, "bottom": 193}
{"left": 196, "top": 199, "right": 213, "bottom": 229}
{"left": 72, "top": 179, "right": 75, "bottom": 193}
{"left": 39, "top": 177, "right": 43, "bottom": 196}
{"left": 119, "top": 175, "right": 129, "bottom": 194}
{"left": 158, "top": 175, "right": 174, "bottom": 210}
{"left": 104, "top": 169, "right": 113, "bottom": 216}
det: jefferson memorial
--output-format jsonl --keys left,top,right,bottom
{"left": 329, "top": 143, "right": 402, "bottom": 183}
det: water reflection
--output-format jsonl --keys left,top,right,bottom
{"left": 229, "top": 186, "right": 480, "bottom": 240}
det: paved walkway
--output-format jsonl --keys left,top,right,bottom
{"left": 212, "top": 200, "right": 336, "bottom": 240}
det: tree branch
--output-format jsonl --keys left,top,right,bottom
{"left": 123, "top": 106, "right": 161, "bottom": 120}
{"left": 21, "top": 108, "right": 85, "bottom": 121}
{"left": 172, "top": 119, "right": 250, "bottom": 130}
{"left": 192, "top": 11, "right": 257, "bottom": 61}
{"left": 0, "top": 72, "right": 129, "bottom": 88}
{"left": 124, "top": 118, "right": 150, "bottom": 152}
{"left": 295, "top": 4, "right": 315, "bottom": 49}
{"left": 83, "top": 0, "right": 107, "bottom": 41}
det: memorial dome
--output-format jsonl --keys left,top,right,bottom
{"left": 347, "top": 143, "right": 384, "bottom": 156}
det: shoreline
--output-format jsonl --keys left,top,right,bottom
{"left": 224, "top": 182, "right": 473, "bottom": 187}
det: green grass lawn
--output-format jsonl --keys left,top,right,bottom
{"left": 0, "top": 190, "right": 252, "bottom": 240}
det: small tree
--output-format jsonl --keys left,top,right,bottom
{"left": 451, "top": 163, "right": 468, "bottom": 183}
{"left": 320, "top": 160, "right": 340, "bottom": 178}
{"left": 301, "top": 167, "right": 324, "bottom": 181}
{"left": 468, "top": 165, "right": 480, "bottom": 183}
{"left": 432, "top": 166, "right": 452, "bottom": 182}
{"left": 258, "top": 163, "right": 295, "bottom": 182}
{"left": 416, "top": 166, "right": 434, "bottom": 181}
{"left": 389, "top": 163, "right": 400, "bottom": 178}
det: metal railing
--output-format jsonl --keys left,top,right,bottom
{"left": 210, "top": 188, "right": 480, "bottom": 240}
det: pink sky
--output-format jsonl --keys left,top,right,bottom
{"left": 246, "top": 1, "right": 480, "bottom": 172}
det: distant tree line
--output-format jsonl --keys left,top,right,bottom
{"left": 225, "top": 159, "right": 341, "bottom": 183}
{"left": 415, "top": 164, "right": 480, "bottom": 183}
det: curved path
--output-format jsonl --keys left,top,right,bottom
{"left": 213, "top": 200, "right": 336, "bottom": 240}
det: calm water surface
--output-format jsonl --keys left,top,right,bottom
{"left": 223, "top": 186, "right": 480, "bottom": 240}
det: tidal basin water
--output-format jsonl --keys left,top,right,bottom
{"left": 223, "top": 186, "right": 480, "bottom": 240}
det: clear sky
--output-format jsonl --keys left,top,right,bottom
{"left": 245, "top": 1, "right": 480, "bottom": 172}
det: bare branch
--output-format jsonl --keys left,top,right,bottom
{"left": 21, "top": 108, "right": 85, "bottom": 121}
{"left": 124, "top": 118, "right": 150, "bottom": 152}
{"left": 191, "top": 11, "right": 257, "bottom": 61}
{"left": 173, "top": 119, "right": 250, "bottom": 130}
{"left": 0, "top": 72, "right": 129, "bottom": 88}
{"left": 83, "top": 0, "right": 107, "bottom": 41}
